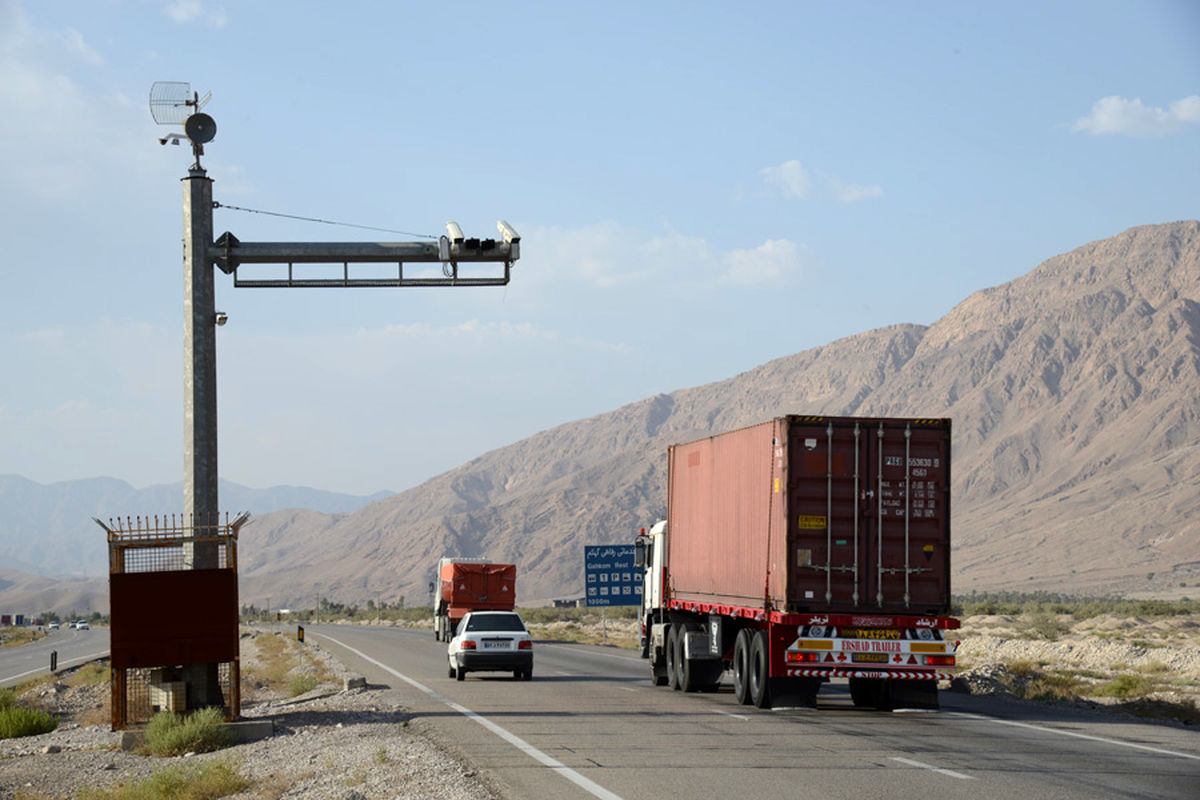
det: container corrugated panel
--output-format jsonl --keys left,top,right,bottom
{"left": 785, "top": 416, "right": 951, "bottom": 616}
{"left": 440, "top": 562, "right": 517, "bottom": 612}
{"left": 667, "top": 420, "right": 785, "bottom": 608}
{"left": 666, "top": 416, "right": 951, "bottom": 617}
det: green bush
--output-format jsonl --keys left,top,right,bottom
{"left": 0, "top": 706, "right": 58, "bottom": 739}
{"left": 78, "top": 759, "right": 250, "bottom": 800}
{"left": 287, "top": 673, "right": 320, "bottom": 697}
{"left": 144, "top": 707, "right": 233, "bottom": 757}
{"left": 0, "top": 687, "right": 16, "bottom": 710}
{"left": 1093, "top": 674, "right": 1153, "bottom": 699}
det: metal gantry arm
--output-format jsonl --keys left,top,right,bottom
{"left": 211, "top": 221, "right": 520, "bottom": 288}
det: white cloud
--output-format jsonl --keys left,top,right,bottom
{"left": 761, "top": 160, "right": 812, "bottom": 198}
{"left": 1071, "top": 94, "right": 1200, "bottom": 138}
{"left": 828, "top": 176, "right": 884, "bottom": 204}
{"left": 164, "top": 1, "right": 228, "bottom": 28}
{"left": 521, "top": 222, "right": 811, "bottom": 297}
{"left": 721, "top": 239, "right": 813, "bottom": 286}
{"left": 762, "top": 160, "right": 883, "bottom": 204}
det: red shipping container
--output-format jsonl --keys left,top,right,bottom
{"left": 666, "top": 416, "right": 951, "bottom": 617}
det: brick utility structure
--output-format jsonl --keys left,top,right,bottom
{"left": 97, "top": 513, "right": 248, "bottom": 730}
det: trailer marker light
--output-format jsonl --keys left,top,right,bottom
{"left": 786, "top": 651, "right": 820, "bottom": 663}
{"left": 925, "top": 655, "right": 955, "bottom": 666}
{"left": 795, "top": 640, "right": 834, "bottom": 650}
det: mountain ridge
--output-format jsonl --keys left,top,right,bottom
{"left": 4, "top": 221, "right": 1199, "bottom": 615}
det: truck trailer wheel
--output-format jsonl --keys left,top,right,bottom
{"left": 732, "top": 629, "right": 753, "bottom": 705}
{"left": 666, "top": 625, "right": 682, "bottom": 690}
{"left": 749, "top": 630, "right": 771, "bottom": 709}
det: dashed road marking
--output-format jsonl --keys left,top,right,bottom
{"left": 891, "top": 756, "right": 974, "bottom": 780}
{"left": 321, "top": 633, "right": 625, "bottom": 800}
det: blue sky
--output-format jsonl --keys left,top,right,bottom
{"left": 2, "top": 0, "right": 1197, "bottom": 495}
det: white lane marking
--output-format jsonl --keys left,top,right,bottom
{"left": 1, "top": 650, "right": 110, "bottom": 685}
{"left": 320, "top": 633, "right": 625, "bottom": 800}
{"left": 616, "top": 686, "right": 639, "bottom": 692}
{"left": 948, "top": 712, "right": 1200, "bottom": 762}
{"left": 891, "top": 756, "right": 974, "bottom": 780}
{"left": 713, "top": 709, "right": 750, "bottom": 720}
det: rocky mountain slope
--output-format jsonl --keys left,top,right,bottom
{"left": 5, "top": 221, "right": 1198, "bottom": 615}
{"left": 0, "top": 476, "right": 391, "bottom": 578}
{"left": 233, "top": 221, "right": 1200, "bottom": 610}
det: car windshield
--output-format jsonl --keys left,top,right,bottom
{"left": 465, "top": 614, "right": 526, "bottom": 633}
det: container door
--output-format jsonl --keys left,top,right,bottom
{"left": 787, "top": 418, "right": 950, "bottom": 615}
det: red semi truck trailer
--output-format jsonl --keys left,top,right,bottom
{"left": 635, "top": 415, "right": 958, "bottom": 710}
{"left": 433, "top": 559, "right": 517, "bottom": 641}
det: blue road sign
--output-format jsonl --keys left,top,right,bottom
{"left": 584, "top": 545, "right": 640, "bottom": 607}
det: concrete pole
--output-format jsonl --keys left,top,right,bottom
{"left": 181, "top": 165, "right": 223, "bottom": 708}
{"left": 182, "top": 165, "right": 219, "bottom": 568}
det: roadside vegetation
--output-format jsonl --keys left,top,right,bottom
{"left": 0, "top": 687, "right": 58, "bottom": 740}
{"left": 0, "top": 627, "right": 45, "bottom": 649}
{"left": 27, "top": 759, "right": 255, "bottom": 800}
{"left": 955, "top": 593, "right": 1200, "bottom": 725}
{"left": 952, "top": 592, "right": 1200, "bottom": 619}
{"left": 142, "top": 707, "right": 234, "bottom": 757}
{"left": 240, "top": 631, "right": 335, "bottom": 698}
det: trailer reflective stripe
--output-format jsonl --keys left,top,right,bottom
{"left": 787, "top": 668, "right": 953, "bottom": 680}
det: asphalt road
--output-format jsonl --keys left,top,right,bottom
{"left": 310, "top": 624, "right": 1200, "bottom": 800}
{"left": 0, "top": 626, "right": 111, "bottom": 688}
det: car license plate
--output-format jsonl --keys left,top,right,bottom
{"left": 481, "top": 640, "right": 509, "bottom": 650}
{"left": 852, "top": 652, "right": 889, "bottom": 663}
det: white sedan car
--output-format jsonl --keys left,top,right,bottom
{"left": 447, "top": 610, "right": 533, "bottom": 681}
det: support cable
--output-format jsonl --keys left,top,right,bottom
{"left": 211, "top": 201, "right": 438, "bottom": 239}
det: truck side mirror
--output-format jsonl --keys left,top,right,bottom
{"left": 634, "top": 540, "right": 646, "bottom": 568}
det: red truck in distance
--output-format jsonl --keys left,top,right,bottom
{"left": 433, "top": 559, "right": 517, "bottom": 642}
{"left": 635, "top": 415, "right": 958, "bottom": 710}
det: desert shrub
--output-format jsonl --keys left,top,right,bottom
{"left": 67, "top": 662, "right": 110, "bottom": 687}
{"left": 0, "top": 687, "right": 16, "bottom": 710}
{"left": 1092, "top": 674, "right": 1152, "bottom": 699}
{"left": 1022, "top": 611, "right": 1071, "bottom": 641}
{"left": 1003, "top": 659, "right": 1039, "bottom": 679}
{"left": 0, "top": 706, "right": 58, "bottom": 739}
{"left": 143, "top": 707, "right": 233, "bottom": 756}
{"left": 286, "top": 673, "right": 320, "bottom": 697}
{"left": 77, "top": 759, "right": 250, "bottom": 800}
{"left": 1018, "top": 672, "right": 1083, "bottom": 703}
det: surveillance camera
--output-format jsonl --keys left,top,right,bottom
{"left": 445, "top": 221, "right": 464, "bottom": 244}
{"left": 496, "top": 220, "right": 521, "bottom": 244}
{"left": 214, "top": 311, "right": 228, "bottom": 326}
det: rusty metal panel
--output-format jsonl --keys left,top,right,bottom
{"left": 786, "top": 416, "right": 952, "bottom": 616}
{"left": 667, "top": 420, "right": 780, "bottom": 608}
{"left": 109, "top": 568, "right": 238, "bottom": 669}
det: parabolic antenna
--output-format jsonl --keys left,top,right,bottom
{"left": 149, "top": 81, "right": 197, "bottom": 124}
{"left": 184, "top": 113, "right": 217, "bottom": 144}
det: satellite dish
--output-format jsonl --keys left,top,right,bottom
{"left": 149, "top": 81, "right": 196, "bottom": 125}
{"left": 184, "top": 113, "right": 217, "bottom": 144}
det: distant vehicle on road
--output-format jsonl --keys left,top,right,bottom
{"left": 447, "top": 610, "right": 533, "bottom": 682}
{"left": 433, "top": 559, "right": 517, "bottom": 642}
{"left": 47, "top": 622, "right": 60, "bottom": 630}
{"left": 76, "top": 621, "right": 90, "bottom": 630}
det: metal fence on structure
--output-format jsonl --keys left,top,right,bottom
{"left": 96, "top": 512, "right": 249, "bottom": 730}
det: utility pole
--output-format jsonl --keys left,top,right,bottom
{"left": 150, "top": 82, "right": 520, "bottom": 715}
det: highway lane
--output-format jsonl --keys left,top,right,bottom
{"left": 0, "top": 627, "right": 110, "bottom": 688}
{"left": 311, "top": 624, "right": 1200, "bottom": 800}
